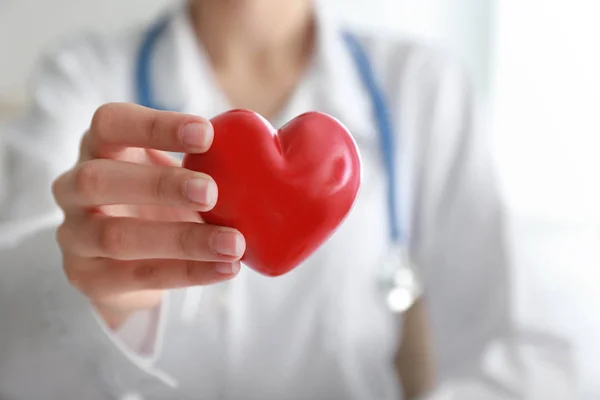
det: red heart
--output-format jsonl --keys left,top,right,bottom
{"left": 183, "top": 110, "right": 362, "bottom": 277}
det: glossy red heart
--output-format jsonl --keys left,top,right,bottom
{"left": 182, "top": 110, "right": 362, "bottom": 277}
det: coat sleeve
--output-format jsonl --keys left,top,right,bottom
{"left": 406, "top": 53, "right": 577, "bottom": 399}
{"left": 0, "top": 37, "right": 168, "bottom": 374}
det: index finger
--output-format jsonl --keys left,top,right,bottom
{"left": 85, "top": 103, "right": 213, "bottom": 158}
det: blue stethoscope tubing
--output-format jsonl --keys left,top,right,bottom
{"left": 135, "top": 15, "right": 419, "bottom": 312}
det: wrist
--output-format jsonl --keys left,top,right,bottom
{"left": 92, "top": 290, "right": 163, "bottom": 329}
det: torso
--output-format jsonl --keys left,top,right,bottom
{"left": 1, "top": 8, "right": 459, "bottom": 399}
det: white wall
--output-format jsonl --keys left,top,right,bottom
{"left": 492, "top": 1, "right": 600, "bottom": 395}
{"left": 491, "top": 0, "right": 600, "bottom": 223}
{"left": 0, "top": 0, "right": 171, "bottom": 102}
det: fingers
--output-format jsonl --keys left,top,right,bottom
{"left": 53, "top": 103, "right": 236, "bottom": 314}
{"left": 53, "top": 159, "right": 218, "bottom": 211}
{"left": 82, "top": 103, "right": 213, "bottom": 158}
{"left": 57, "top": 216, "right": 246, "bottom": 261}
{"left": 64, "top": 256, "right": 241, "bottom": 300}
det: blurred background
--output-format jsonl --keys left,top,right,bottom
{"left": 1, "top": 0, "right": 599, "bottom": 397}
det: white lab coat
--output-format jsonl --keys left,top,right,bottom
{"left": 0, "top": 3, "right": 576, "bottom": 400}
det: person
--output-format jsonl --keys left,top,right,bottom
{"left": 0, "top": 0, "right": 575, "bottom": 399}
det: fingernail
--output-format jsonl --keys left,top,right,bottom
{"left": 211, "top": 230, "right": 245, "bottom": 257}
{"left": 180, "top": 122, "right": 213, "bottom": 151}
{"left": 184, "top": 177, "right": 217, "bottom": 206}
{"left": 215, "top": 262, "right": 241, "bottom": 275}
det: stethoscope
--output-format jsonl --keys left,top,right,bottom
{"left": 135, "top": 15, "right": 422, "bottom": 314}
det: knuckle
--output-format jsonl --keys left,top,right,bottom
{"left": 55, "top": 222, "right": 70, "bottom": 249}
{"left": 133, "top": 263, "right": 167, "bottom": 288}
{"left": 146, "top": 111, "right": 160, "bottom": 143}
{"left": 183, "top": 260, "right": 215, "bottom": 284}
{"left": 51, "top": 173, "right": 67, "bottom": 205}
{"left": 63, "top": 262, "right": 87, "bottom": 293}
{"left": 73, "top": 161, "right": 103, "bottom": 200}
{"left": 178, "top": 224, "right": 199, "bottom": 258}
{"left": 79, "top": 130, "right": 92, "bottom": 154}
{"left": 99, "top": 219, "right": 127, "bottom": 258}
{"left": 153, "top": 168, "right": 173, "bottom": 201}
{"left": 51, "top": 176, "right": 61, "bottom": 199}
{"left": 90, "top": 103, "right": 117, "bottom": 138}
{"left": 184, "top": 260, "right": 200, "bottom": 282}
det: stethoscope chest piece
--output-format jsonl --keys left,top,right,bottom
{"left": 378, "top": 243, "right": 422, "bottom": 313}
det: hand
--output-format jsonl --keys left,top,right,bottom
{"left": 52, "top": 103, "right": 245, "bottom": 328}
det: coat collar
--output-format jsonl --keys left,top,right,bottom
{"left": 150, "top": 2, "right": 376, "bottom": 140}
